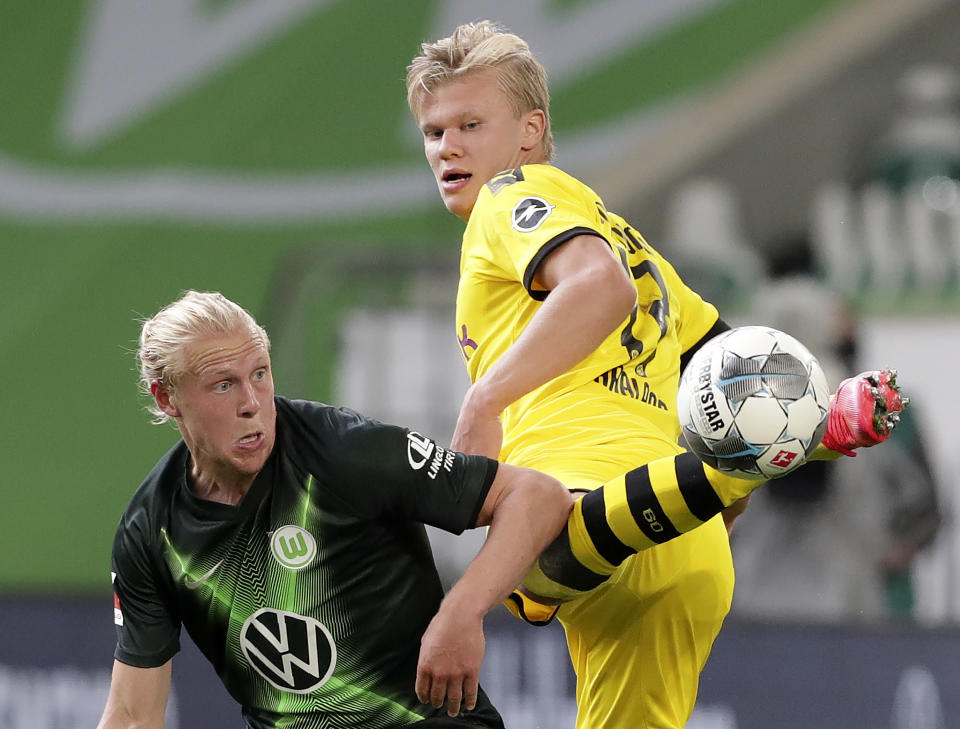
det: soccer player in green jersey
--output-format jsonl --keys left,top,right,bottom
{"left": 96, "top": 290, "right": 574, "bottom": 729}
{"left": 406, "top": 21, "right": 906, "bottom": 729}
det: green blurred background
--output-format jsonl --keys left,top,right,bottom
{"left": 0, "top": 0, "right": 910, "bottom": 594}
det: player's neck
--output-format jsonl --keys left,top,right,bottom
{"left": 520, "top": 154, "right": 549, "bottom": 168}
{"left": 188, "top": 459, "right": 254, "bottom": 506}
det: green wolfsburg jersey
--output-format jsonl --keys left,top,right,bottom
{"left": 110, "top": 397, "right": 503, "bottom": 729}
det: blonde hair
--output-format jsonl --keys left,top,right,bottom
{"left": 406, "top": 20, "right": 554, "bottom": 160}
{"left": 136, "top": 291, "right": 270, "bottom": 424}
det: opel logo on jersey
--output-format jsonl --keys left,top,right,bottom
{"left": 270, "top": 525, "right": 317, "bottom": 570}
{"left": 406, "top": 431, "right": 435, "bottom": 470}
{"left": 511, "top": 196, "right": 554, "bottom": 232}
{"left": 241, "top": 608, "right": 337, "bottom": 694}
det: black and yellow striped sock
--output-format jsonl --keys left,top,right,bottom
{"left": 522, "top": 452, "right": 759, "bottom": 601}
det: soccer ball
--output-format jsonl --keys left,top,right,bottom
{"left": 677, "top": 326, "right": 830, "bottom": 480}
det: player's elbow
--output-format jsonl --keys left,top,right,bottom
{"left": 518, "top": 470, "right": 575, "bottom": 535}
{"left": 592, "top": 257, "right": 636, "bottom": 318}
{"left": 611, "top": 272, "right": 637, "bottom": 317}
{"left": 480, "top": 463, "right": 573, "bottom": 536}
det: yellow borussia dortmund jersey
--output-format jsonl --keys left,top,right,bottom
{"left": 457, "top": 164, "right": 719, "bottom": 482}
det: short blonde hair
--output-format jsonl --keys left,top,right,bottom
{"left": 136, "top": 291, "right": 270, "bottom": 424}
{"left": 406, "top": 20, "right": 554, "bottom": 161}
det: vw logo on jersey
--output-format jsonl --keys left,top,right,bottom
{"left": 270, "top": 525, "right": 317, "bottom": 570}
{"left": 241, "top": 608, "right": 337, "bottom": 694}
{"left": 406, "top": 431, "right": 435, "bottom": 471}
{"left": 511, "top": 196, "right": 555, "bottom": 232}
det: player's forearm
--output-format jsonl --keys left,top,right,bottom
{"left": 468, "top": 270, "right": 635, "bottom": 415}
{"left": 97, "top": 661, "right": 171, "bottom": 729}
{"left": 97, "top": 708, "right": 166, "bottom": 729}
{"left": 442, "top": 471, "right": 573, "bottom": 618}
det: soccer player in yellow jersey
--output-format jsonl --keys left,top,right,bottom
{"left": 406, "top": 21, "right": 906, "bottom": 728}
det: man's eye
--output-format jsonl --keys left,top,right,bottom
{"left": 253, "top": 369, "right": 266, "bottom": 381}
{"left": 464, "top": 121, "right": 478, "bottom": 130}
{"left": 215, "top": 382, "right": 230, "bottom": 393}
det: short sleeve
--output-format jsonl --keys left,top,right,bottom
{"left": 470, "top": 168, "right": 608, "bottom": 298}
{"left": 286, "top": 401, "right": 499, "bottom": 535}
{"left": 111, "top": 514, "right": 181, "bottom": 668}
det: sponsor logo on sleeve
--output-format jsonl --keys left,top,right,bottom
{"left": 406, "top": 432, "right": 435, "bottom": 470}
{"left": 511, "top": 196, "right": 554, "bottom": 232}
{"left": 458, "top": 324, "right": 478, "bottom": 362}
{"left": 406, "top": 432, "right": 455, "bottom": 479}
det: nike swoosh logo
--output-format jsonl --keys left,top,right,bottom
{"left": 183, "top": 560, "right": 224, "bottom": 590}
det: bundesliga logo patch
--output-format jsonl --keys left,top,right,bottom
{"left": 511, "top": 196, "right": 554, "bottom": 232}
{"left": 111, "top": 571, "right": 123, "bottom": 626}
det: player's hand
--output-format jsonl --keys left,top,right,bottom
{"left": 451, "top": 384, "right": 504, "bottom": 459}
{"left": 821, "top": 369, "right": 908, "bottom": 457}
{"left": 415, "top": 607, "right": 484, "bottom": 717}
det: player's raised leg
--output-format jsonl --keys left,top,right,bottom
{"left": 522, "top": 368, "right": 907, "bottom": 603}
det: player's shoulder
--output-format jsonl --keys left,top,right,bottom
{"left": 482, "top": 163, "right": 572, "bottom": 192}
{"left": 277, "top": 396, "right": 378, "bottom": 438}
{"left": 276, "top": 396, "right": 402, "bottom": 468}
{"left": 117, "top": 440, "right": 188, "bottom": 543}
{"left": 478, "top": 164, "right": 592, "bottom": 209}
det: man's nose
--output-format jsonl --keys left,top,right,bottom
{"left": 238, "top": 382, "right": 260, "bottom": 417}
{"left": 438, "top": 129, "right": 462, "bottom": 158}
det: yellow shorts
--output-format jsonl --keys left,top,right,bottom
{"left": 513, "top": 447, "right": 735, "bottom": 729}
{"left": 559, "top": 516, "right": 733, "bottom": 729}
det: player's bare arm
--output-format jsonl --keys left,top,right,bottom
{"left": 96, "top": 660, "right": 171, "bottom": 729}
{"left": 451, "top": 235, "right": 636, "bottom": 457}
{"left": 416, "top": 463, "right": 573, "bottom": 716}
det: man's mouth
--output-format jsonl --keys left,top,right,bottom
{"left": 443, "top": 171, "right": 471, "bottom": 183}
{"left": 239, "top": 432, "right": 261, "bottom": 445}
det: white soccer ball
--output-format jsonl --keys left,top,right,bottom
{"left": 677, "top": 326, "right": 831, "bottom": 480}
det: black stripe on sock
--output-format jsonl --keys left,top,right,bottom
{"left": 625, "top": 466, "right": 681, "bottom": 544}
{"left": 580, "top": 488, "right": 635, "bottom": 567}
{"left": 675, "top": 452, "right": 725, "bottom": 521}
{"left": 538, "top": 525, "right": 609, "bottom": 592}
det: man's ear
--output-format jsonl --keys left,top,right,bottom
{"left": 151, "top": 380, "right": 180, "bottom": 418}
{"left": 520, "top": 108, "right": 546, "bottom": 151}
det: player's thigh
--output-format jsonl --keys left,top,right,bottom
{"left": 562, "top": 514, "right": 734, "bottom": 635}
{"left": 560, "top": 518, "right": 734, "bottom": 727}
